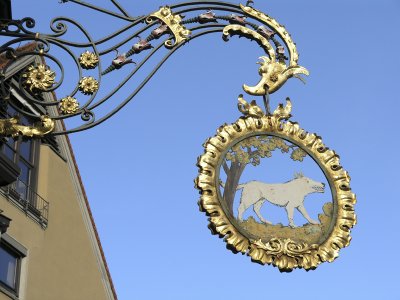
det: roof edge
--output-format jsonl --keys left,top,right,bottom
{"left": 62, "top": 126, "right": 119, "bottom": 300}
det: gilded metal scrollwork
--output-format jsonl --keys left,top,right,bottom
{"left": 223, "top": 4, "right": 310, "bottom": 95}
{"left": 240, "top": 4, "right": 299, "bottom": 66}
{"left": 1, "top": 0, "right": 357, "bottom": 271}
{"left": 1, "top": 2, "right": 311, "bottom": 136}
{"left": 0, "top": 116, "right": 54, "bottom": 137}
{"left": 222, "top": 25, "right": 276, "bottom": 59}
{"left": 147, "top": 6, "right": 191, "bottom": 49}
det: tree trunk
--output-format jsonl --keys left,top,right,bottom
{"left": 223, "top": 161, "right": 246, "bottom": 217}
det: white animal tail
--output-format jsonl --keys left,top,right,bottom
{"left": 219, "top": 180, "right": 245, "bottom": 190}
{"left": 236, "top": 184, "right": 245, "bottom": 190}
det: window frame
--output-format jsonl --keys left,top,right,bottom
{"left": 0, "top": 235, "right": 26, "bottom": 299}
{"left": 0, "top": 57, "right": 54, "bottom": 226}
{"left": 0, "top": 83, "right": 41, "bottom": 204}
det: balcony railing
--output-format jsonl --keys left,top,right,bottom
{"left": 0, "top": 179, "right": 49, "bottom": 227}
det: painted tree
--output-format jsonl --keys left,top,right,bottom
{"left": 222, "top": 136, "right": 307, "bottom": 216}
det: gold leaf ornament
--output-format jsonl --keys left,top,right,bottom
{"left": 59, "top": 96, "right": 80, "bottom": 115}
{"left": 79, "top": 51, "right": 99, "bottom": 69}
{"left": 22, "top": 64, "right": 56, "bottom": 93}
{"left": 78, "top": 76, "right": 99, "bottom": 95}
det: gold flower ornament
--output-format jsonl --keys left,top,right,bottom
{"left": 59, "top": 96, "right": 80, "bottom": 115}
{"left": 22, "top": 64, "right": 56, "bottom": 93}
{"left": 79, "top": 51, "right": 99, "bottom": 69}
{"left": 78, "top": 77, "right": 99, "bottom": 95}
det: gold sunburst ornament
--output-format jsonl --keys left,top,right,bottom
{"left": 59, "top": 96, "right": 80, "bottom": 115}
{"left": 78, "top": 76, "right": 99, "bottom": 95}
{"left": 195, "top": 97, "right": 356, "bottom": 271}
{"left": 22, "top": 64, "right": 56, "bottom": 93}
{"left": 79, "top": 51, "right": 99, "bottom": 69}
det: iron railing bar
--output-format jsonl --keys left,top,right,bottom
{"left": 109, "top": 0, "right": 133, "bottom": 18}
{"left": 43, "top": 17, "right": 147, "bottom": 48}
{"left": 98, "top": 22, "right": 156, "bottom": 56}
{"left": 53, "top": 24, "right": 225, "bottom": 120}
{"left": 87, "top": 41, "right": 166, "bottom": 111}
{"left": 98, "top": 6, "right": 242, "bottom": 55}
{"left": 174, "top": 6, "right": 243, "bottom": 16}
{"left": 170, "top": 1, "right": 241, "bottom": 9}
{"left": 55, "top": 24, "right": 225, "bottom": 121}
{"left": 62, "top": 0, "right": 135, "bottom": 22}
{"left": 53, "top": 27, "right": 225, "bottom": 134}
{"left": 5, "top": 178, "right": 49, "bottom": 223}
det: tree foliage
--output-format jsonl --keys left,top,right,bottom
{"left": 225, "top": 136, "right": 306, "bottom": 166}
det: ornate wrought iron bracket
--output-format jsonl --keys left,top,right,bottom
{"left": 0, "top": 1, "right": 308, "bottom": 137}
{"left": 0, "top": 0, "right": 357, "bottom": 272}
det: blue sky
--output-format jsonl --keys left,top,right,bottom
{"left": 10, "top": 1, "right": 400, "bottom": 299}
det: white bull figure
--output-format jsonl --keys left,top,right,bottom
{"left": 234, "top": 173, "right": 325, "bottom": 227}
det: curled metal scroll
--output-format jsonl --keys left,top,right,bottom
{"left": 0, "top": 1, "right": 308, "bottom": 136}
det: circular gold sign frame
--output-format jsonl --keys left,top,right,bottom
{"left": 195, "top": 112, "right": 356, "bottom": 271}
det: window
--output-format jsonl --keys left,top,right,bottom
{"left": 0, "top": 68, "right": 51, "bottom": 226}
{"left": 0, "top": 243, "right": 19, "bottom": 291}
{"left": 0, "top": 238, "right": 25, "bottom": 298}
{"left": 0, "top": 103, "right": 39, "bottom": 203}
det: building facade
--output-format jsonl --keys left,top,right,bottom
{"left": 0, "top": 45, "right": 117, "bottom": 300}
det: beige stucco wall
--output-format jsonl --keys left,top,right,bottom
{"left": 0, "top": 145, "right": 113, "bottom": 300}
